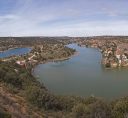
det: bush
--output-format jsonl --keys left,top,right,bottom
{"left": 72, "top": 103, "right": 90, "bottom": 118}
{"left": 25, "top": 85, "right": 62, "bottom": 110}
{"left": 0, "top": 62, "right": 22, "bottom": 88}
{"left": 111, "top": 97, "right": 128, "bottom": 118}
{"left": 72, "top": 100, "right": 112, "bottom": 118}
{"left": 4, "top": 72, "right": 22, "bottom": 88}
{"left": 57, "top": 96, "right": 87, "bottom": 112}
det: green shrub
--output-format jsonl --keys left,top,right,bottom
{"left": 0, "top": 62, "right": 22, "bottom": 88}
{"left": 72, "top": 103, "right": 90, "bottom": 118}
{"left": 72, "top": 100, "right": 112, "bottom": 118}
{"left": 83, "top": 96, "right": 99, "bottom": 105}
{"left": 4, "top": 72, "right": 22, "bottom": 88}
{"left": 111, "top": 97, "right": 128, "bottom": 118}
{"left": 25, "top": 85, "right": 62, "bottom": 110}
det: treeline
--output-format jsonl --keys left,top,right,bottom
{"left": 0, "top": 37, "right": 73, "bottom": 52}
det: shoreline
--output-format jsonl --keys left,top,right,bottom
{"left": 0, "top": 47, "right": 22, "bottom": 53}
{"left": 0, "top": 46, "right": 33, "bottom": 53}
{"left": 0, "top": 47, "right": 32, "bottom": 59}
{"left": 82, "top": 45, "right": 128, "bottom": 68}
{"left": 31, "top": 51, "right": 79, "bottom": 76}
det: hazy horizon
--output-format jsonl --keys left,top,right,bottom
{"left": 1, "top": 35, "right": 128, "bottom": 38}
{"left": 0, "top": 0, "right": 128, "bottom": 36}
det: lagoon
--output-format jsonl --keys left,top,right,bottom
{"left": 34, "top": 44, "right": 128, "bottom": 99}
{"left": 0, "top": 48, "right": 31, "bottom": 58}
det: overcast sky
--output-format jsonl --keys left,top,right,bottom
{"left": 0, "top": 0, "right": 128, "bottom": 36}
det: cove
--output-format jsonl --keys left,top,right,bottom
{"left": 34, "top": 44, "right": 128, "bottom": 99}
{"left": 0, "top": 48, "right": 31, "bottom": 58}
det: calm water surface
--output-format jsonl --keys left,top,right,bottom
{"left": 34, "top": 44, "right": 128, "bottom": 99}
{"left": 0, "top": 48, "right": 31, "bottom": 58}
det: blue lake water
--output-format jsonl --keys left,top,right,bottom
{"left": 34, "top": 44, "right": 128, "bottom": 99}
{"left": 0, "top": 48, "right": 31, "bottom": 58}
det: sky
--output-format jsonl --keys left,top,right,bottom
{"left": 0, "top": 0, "right": 128, "bottom": 36}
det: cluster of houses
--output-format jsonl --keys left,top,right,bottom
{"left": 102, "top": 45, "right": 128, "bottom": 68}
{"left": 77, "top": 38, "right": 128, "bottom": 68}
{"left": 16, "top": 54, "right": 38, "bottom": 69}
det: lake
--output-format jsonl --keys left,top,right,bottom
{"left": 34, "top": 44, "right": 128, "bottom": 99}
{"left": 0, "top": 48, "right": 31, "bottom": 58}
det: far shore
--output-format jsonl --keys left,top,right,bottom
{"left": 31, "top": 51, "right": 79, "bottom": 75}
{"left": 0, "top": 46, "right": 32, "bottom": 53}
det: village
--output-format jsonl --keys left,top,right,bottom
{"left": 0, "top": 37, "right": 76, "bottom": 71}
{"left": 1, "top": 36, "right": 128, "bottom": 68}
{"left": 77, "top": 36, "right": 128, "bottom": 68}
